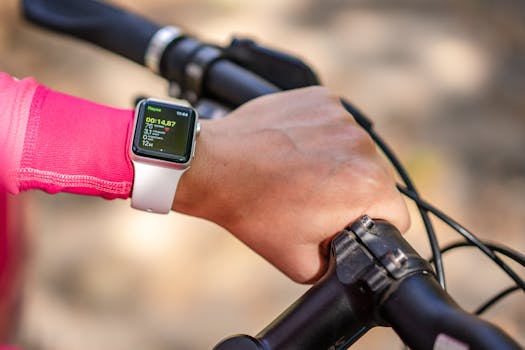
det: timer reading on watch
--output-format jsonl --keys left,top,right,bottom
{"left": 144, "top": 117, "right": 177, "bottom": 127}
{"left": 132, "top": 100, "right": 197, "bottom": 163}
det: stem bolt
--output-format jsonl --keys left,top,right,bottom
{"left": 360, "top": 215, "right": 375, "bottom": 230}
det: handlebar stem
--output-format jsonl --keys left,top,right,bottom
{"left": 215, "top": 217, "right": 436, "bottom": 350}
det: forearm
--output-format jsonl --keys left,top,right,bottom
{"left": 0, "top": 75, "right": 409, "bottom": 284}
{"left": 0, "top": 72, "right": 133, "bottom": 199}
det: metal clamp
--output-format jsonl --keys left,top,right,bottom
{"left": 145, "top": 26, "right": 184, "bottom": 74}
{"left": 183, "top": 45, "right": 223, "bottom": 103}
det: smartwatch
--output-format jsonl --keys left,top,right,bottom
{"left": 130, "top": 98, "right": 199, "bottom": 214}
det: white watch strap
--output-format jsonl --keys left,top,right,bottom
{"left": 131, "top": 161, "right": 187, "bottom": 214}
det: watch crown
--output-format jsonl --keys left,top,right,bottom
{"left": 196, "top": 122, "right": 202, "bottom": 136}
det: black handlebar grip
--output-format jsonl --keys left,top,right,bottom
{"left": 204, "top": 60, "right": 279, "bottom": 106}
{"left": 22, "top": 0, "right": 159, "bottom": 65}
{"left": 381, "top": 273, "right": 523, "bottom": 350}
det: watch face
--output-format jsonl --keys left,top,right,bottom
{"left": 132, "top": 100, "right": 196, "bottom": 163}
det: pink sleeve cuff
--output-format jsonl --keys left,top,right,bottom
{"left": 0, "top": 73, "right": 134, "bottom": 199}
{"left": 0, "top": 73, "right": 38, "bottom": 194}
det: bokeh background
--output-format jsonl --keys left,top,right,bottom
{"left": 1, "top": 0, "right": 524, "bottom": 349}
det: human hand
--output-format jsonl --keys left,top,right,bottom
{"left": 173, "top": 86, "right": 409, "bottom": 283}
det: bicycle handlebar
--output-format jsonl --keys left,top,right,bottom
{"left": 382, "top": 273, "right": 522, "bottom": 350}
{"left": 22, "top": 0, "right": 158, "bottom": 65}
{"left": 22, "top": 0, "right": 280, "bottom": 109}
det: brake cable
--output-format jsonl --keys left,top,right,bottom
{"left": 398, "top": 185, "right": 525, "bottom": 291}
{"left": 341, "top": 99, "right": 447, "bottom": 290}
{"left": 437, "top": 240, "right": 525, "bottom": 314}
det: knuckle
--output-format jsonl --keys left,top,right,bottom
{"left": 289, "top": 259, "right": 323, "bottom": 284}
{"left": 398, "top": 210, "right": 411, "bottom": 233}
{"left": 305, "top": 85, "right": 331, "bottom": 97}
{"left": 371, "top": 195, "right": 411, "bottom": 235}
{"left": 304, "top": 86, "right": 340, "bottom": 107}
{"left": 363, "top": 164, "right": 391, "bottom": 193}
{"left": 337, "top": 123, "right": 376, "bottom": 155}
{"left": 365, "top": 178, "right": 410, "bottom": 233}
{"left": 353, "top": 127, "right": 376, "bottom": 153}
{"left": 342, "top": 156, "right": 392, "bottom": 194}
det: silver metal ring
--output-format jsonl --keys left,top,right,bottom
{"left": 144, "top": 26, "right": 183, "bottom": 74}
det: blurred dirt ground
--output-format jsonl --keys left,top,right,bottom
{"left": 1, "top": 0, "right": 524, "bottom": 349}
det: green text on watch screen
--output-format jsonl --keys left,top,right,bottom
{"left": 138, "top": 102, "right": 193, "bottom": 159}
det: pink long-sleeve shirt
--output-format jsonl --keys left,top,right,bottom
{"left": 0, "top": 72, "right": 135, "bottom": 347}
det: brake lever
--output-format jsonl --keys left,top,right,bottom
{"left": 223, "top": 38, "right": 320, "bottom": 90}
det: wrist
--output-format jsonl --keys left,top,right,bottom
{"left": 171, "top": 120, "right": 216, "bottom": 216}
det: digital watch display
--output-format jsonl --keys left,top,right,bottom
{"left": 130, "top": 98, "right": 199, "bottom": 214}
{"left": 132, "top": 100, "right": 196, "bottom": 164}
